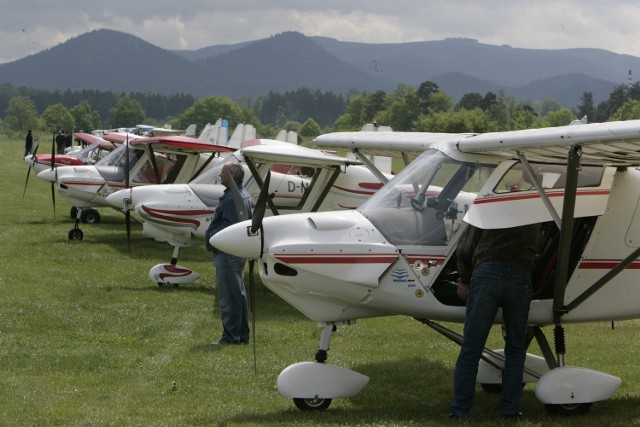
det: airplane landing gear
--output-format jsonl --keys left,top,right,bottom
{"left": 68, "top": 227, "right": 83, "bottom": 241}
{"left": 80, "top": 208, "right": 100, "bottom": 224}
{"left": 277, "top": 322, "right": 369, "bottom": 411}
{"left": 545, "top": 402, "right": 592, "bottom": 416}
{"left": 67, "top": 208, "right": 100, "bottom": 240}
{"left": 293, "top": 397, "right": 332, "bottom": 411}
{"left": 148, "top": 246, "right": 199, "bottom": 287}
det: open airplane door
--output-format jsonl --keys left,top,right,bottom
{"left": 464, "top": 161, "right": 615, "bottom": 229}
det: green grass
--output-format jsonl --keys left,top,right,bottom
{"left": 1, "top": 135, "right": 640, "bottom": 426}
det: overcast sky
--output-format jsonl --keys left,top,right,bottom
{"left": 3, "top": 1, "right": 640, "bottom": 64}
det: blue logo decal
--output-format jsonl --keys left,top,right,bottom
{"left": 391, "top": 268, "right": 409, "bottom": 282}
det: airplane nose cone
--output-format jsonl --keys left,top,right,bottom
{"left": 24, "top": 155, "right": 34, "bottom": 167}
{"left": 209, "top": 220, "right": 261, "bottom": 259}
{"left": 37, "top": 168, "right": 56, "bottom": 182}
{"left": 105, "top": 189, "right": 131, "bottom": 210}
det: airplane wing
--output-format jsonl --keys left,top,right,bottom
{"left": 240, "top": 140, "right": 362, "bottom": 168}
{"left": 102, "top": 132, "right": 140, "bottom": 144}
{"left": 73, "top": 132, "right": 116, "bottom": 149}
{"left": 135, "top": 124, "right": 184, "bottom": 135}
{"left": 316, "top": 120, "right": 640, "bottom": 167}
{"left": 456, "top": 119, "right": 640, "bottom": 166}
{"left": 131, "top": 135, "right": 235, "bottom": 154}
{"left": 314, "top": 130, "right": 473, "bottom": 157}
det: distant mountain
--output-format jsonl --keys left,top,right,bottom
{"left": 0, "top": 29, "right": 207, "bottom": 95}
{"left": 197, "top": 31, "right": 393, "bottom": 98}
{"left": 0, "top": 29, "right": 637, "bottom": 107}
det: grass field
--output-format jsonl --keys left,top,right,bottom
{"left": 1, "top": 135, "right": 640, "bottom": 426}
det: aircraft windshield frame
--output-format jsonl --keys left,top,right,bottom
{"left": 189, "top": 154, "right": 241, "bottom": 185}
{"left": 358, "top": 149, "right": 495, "bottom": 246}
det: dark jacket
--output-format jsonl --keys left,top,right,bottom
{"left": 205, "top": 184, "right": 252, "bottom": 252}
{"left": 456, "top": 223, "right": 542, "bottom": 284}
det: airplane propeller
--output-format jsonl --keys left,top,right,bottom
{"left": 227, "top": 169, "right": 271, "bottom": 373}
{"left": 50, "top": 132, "right": 56, "bottom": 216}
{"left": 22, "top": 143, "right": 39, "bottom": 199}
{"left": 125, "top": 136, "right": 131, "bottom": 251}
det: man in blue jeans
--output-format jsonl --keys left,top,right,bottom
{"left": 450, "top": 222, "right": 541, "bottom": 419}
{"left": 205, "top": 162, "right": 252, "bottom": 345}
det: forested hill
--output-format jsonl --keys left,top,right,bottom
{"left": 0, "top": 29, "right": 638, "bottom": 107}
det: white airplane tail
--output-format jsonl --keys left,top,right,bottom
{"left": 360, "top": 123, "right": 393, "bottom": 132}
{"left": 197, "top": 119, "right": 229, "bottom": 145}
{"left": 227, "top": 124, "right": 256, "bottom": 149}
{"left": 183, "top": 124, "right": 197, "bottom": 137}
{"left": 275, "top": 130, "right": 298, "bottom": 144}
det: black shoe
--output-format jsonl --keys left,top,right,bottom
{"left": 449, "top": 412, "right": 468, "bottom": 420}
{"left": 503, "top": 411, "right": 522, "bottom": 419}
{"left": 211, "top": 339, "right": 248, "bottom": 346}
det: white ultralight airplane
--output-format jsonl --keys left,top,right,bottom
{"left": 210, "top": 118, "right": 640, "bottom": 415}
{"left": 37, "top": 134, "right": 234, "bottom": 240}
{"left": 105, "top": 138, "right": 390, "bottom": 286}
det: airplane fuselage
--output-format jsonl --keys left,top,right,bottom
{"left": 212, "top": 146, "right": 640, "bottom": 326}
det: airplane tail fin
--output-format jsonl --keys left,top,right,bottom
{"left": 275, "top": 130, "right": 298, "bottom": 144}
{"left": 197, "top": 118, "right": 229, "bottom": 145}
{"left": 184, "top": 124, "right": 197, "bottom": 137}
{"left": 227, "top": 124, "right": 256, "bottom": 149}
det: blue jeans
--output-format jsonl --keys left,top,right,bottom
{"left": 451, "top": 262, "right": 532, "bottom": 416}
{"left": 213, "top": 252, "right": 250, "bottom": 344}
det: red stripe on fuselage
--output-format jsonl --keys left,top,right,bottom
{"left": 274, "top": 253, "right": 398, "bottom": 264}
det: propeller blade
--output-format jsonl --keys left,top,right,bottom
{"left": 251, "top": 171, "right": 271, "bottom": 234}
{"left": 23, "top": 143, "right": 41, "bottom": 199}
{"left": 125, "top": 136, "right": 131, "bottom": 251}
{"left": 125, "top": 210, "right": 131, "bottom": 251}
{"left": 22, "top": 166, "right": 32, "bottom": 199}
{"left": 227, "top": 169, "right": 250, "bottom": 222}
{"left": 51, "top": 168, "right": 57, "bottom": 216}
{"left": 249, "top": 259, "right": 257, "bottom": 374}
{"left": 50, "top": 133, "right": 56, "bottom": 216}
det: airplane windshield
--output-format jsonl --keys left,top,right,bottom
{"left": 358, "top": 149, "right": 495, "bottom": 246}
{"left": 189, "top": 154, "right": 241, "bottom": 185}
{"left": 95, "top": 144, "right": 126, "bottom": 166}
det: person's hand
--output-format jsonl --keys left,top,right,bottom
{"left": 457, "top": 280, "right": 469, "bottom": 301}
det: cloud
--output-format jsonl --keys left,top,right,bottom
{"left": 2, "top": 0, "right": 640, "bottom": 64}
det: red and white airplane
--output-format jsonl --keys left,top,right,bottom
{"left": 105, "top": 138, "right": 391, "bottom": 286}
{"left": 23, "top": 132, "right": 118, "bottom": 174}
{"left": 211, "top": 118, "right": 640, "bottom": 415}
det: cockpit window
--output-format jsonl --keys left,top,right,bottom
{"left": 358, "top": 149, "right": 495, "bottom": 246}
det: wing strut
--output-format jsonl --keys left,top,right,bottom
{"left": 518, "top": 151, "right": 561, "bottom": 229}
{"left": 351, "top": 148, "right": 389, "bottom": 185}
{"left": 244, "top": 157, "right": 279, "bottom": 216}
{"left": 310, "top": 167, "right": 341, "bottom": 213}
{"left": 552, "top": 145, "right": 582, "bottom": 321}
{"left": 189, "top": 152, "right": 216, "bottom": 182}
{"left": 550, "top": 145, "right": 582, "bottom": 368}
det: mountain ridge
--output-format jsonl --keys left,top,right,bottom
{"left": 0, "top": 29, "right": 635, "bottom": 107}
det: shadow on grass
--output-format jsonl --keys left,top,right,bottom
{"left": 225, "top": 355, "right": 640, "bottom": 425}
{"left": 118, "top": 283, "right": 216, "bottom": 296}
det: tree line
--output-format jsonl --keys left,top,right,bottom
{"left": 3, "top": 80, "right": 640, "bottom": 139}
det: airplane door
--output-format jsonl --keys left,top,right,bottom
{"left": 465, "top": 163, "right": 614, "bottom": 229}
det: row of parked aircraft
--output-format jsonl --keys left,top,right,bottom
{"left": 24, "top": 116, "right": 640, "bottom": 417}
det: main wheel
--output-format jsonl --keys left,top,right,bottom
{"left": 80, "top": 208, "right": 101, "bottom": 224}
{"left": 545, "top": 402, "right": 592, "bottom": 416}
{"left": 70, "top": 206, "right": 78, "bottom": 219}
{"left": 293, "top": 397, "right": 332, "bottom": 411}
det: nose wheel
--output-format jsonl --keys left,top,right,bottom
{"left": 68, "top": 227, "right": 83, "bottom": 241}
